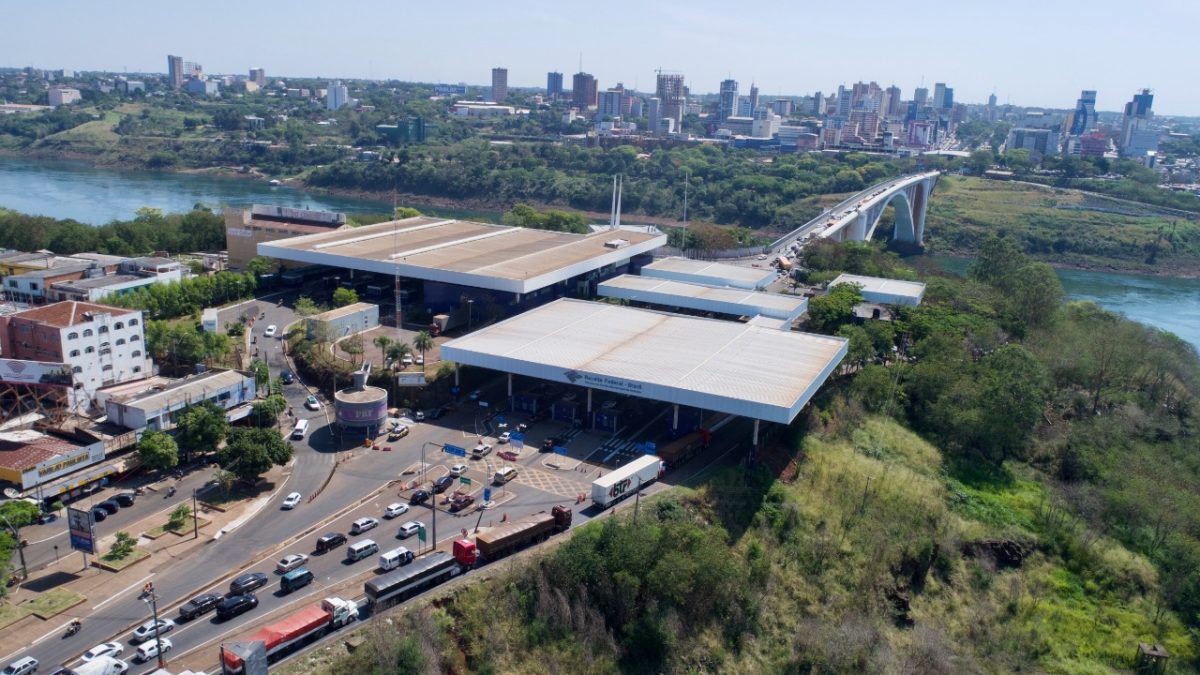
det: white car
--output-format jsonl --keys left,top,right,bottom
{"left": 414, "top": 354, "right": 424, "bottom": 365}
{"left": 281, "top": 492, "right": 302, "bottom": 509}
{"left": 384, "top": 502, "right": 409, "bottom": 519}
{"left": 275, "top": 553, "right": 308, "bottom": 573}
{"left": 413, "top": 410, "right": 426, "bottom": 422}
{"left": 468, "top": 389, "right": 482, "bottom": 401}
{"left": 397, "top": 521, "right": 423, "bottom": 539}
{"left": 131, "top": 617, "right": 176, "bottom": 643}
{"left": 82, "top": 642, "right": 125, "bottom": 662}
{"left": 263, "top": 324, "right": 278, "bottom": 338}
{"left": 497, "top": 431, "right": 511, "bottom": 444}
{"left": 134, "top": 637, "right": 172, "bottom": 663}
{"left": 472, "top": 443, "right": 493, "bottom": 457}
{"left": 756, "top": 254, "right": 768, "bottom": 260}
{"left": 400, "top": 354, "right": 413, "bottom": 367}
{"left": 449, "top": 463, "right": 468, "bottom": 477}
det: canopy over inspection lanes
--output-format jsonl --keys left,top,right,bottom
{"left": 830, "top": 273, "right": 926, "bottom": 306}
{"left": 639, "top": 256, "right": 776, "bottom": 289}
{"left": 597, "top": 274, "right": 808, "bottom": 322}
{"left": 441, "top": 299, "right": 847, "bottom": 424}
{"left": 257, "top": 216, "right": 666, "bottom": 294}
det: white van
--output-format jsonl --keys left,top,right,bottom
{"left": 291, "top": 419, "right": 309, "bottom": 440}
{"left": 346, "top": 539, "right": 379, "bottom": 562}
{"left": 378, "top": 547, "right": 414, "bottom": 571}
{"left": 493, "top": 466, "right": 518, "bottom": 485}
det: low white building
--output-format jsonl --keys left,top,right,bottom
{"left": 450, "top": 102, "right": 519, "bottom": 118}
{"left": 105, "top": 368, "right": 257, "bottom": 431}
{"left": 48, "top": 87, "right": 82, "bottom": 107}
{"left": 830, "top": 274, "right": 926, "bottom": 306}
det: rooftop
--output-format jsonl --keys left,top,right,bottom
{"left": 0, "top": 430, "right": 81, "bottom": 471}
{"left": 7, "top": 301, "right": 137, "bottom": 327}
{"left": 830, "top": 274, "right": 927, "bottom": 304}
{"left": 441, "top": 299, "right": 846, "bottom": 424}
{"left": 9, "top": 263, "right": 95, "bottom": 279}
{"left": 640, "top": 257, "right": 776, "bottom": 290}
{"left": 258, "top": 218, "right": 666, "bottom": 294}
{"left": 597, "top": 275, "right": 807, "bottom": 321}
{"left": 310, "top": 302, "right": 377, "bottom": 323}
{"left": 110, "top": 369, "right": 251, "bottom": 413}
{"left": 52, "top": 274, "right": 145, "bottom": 292}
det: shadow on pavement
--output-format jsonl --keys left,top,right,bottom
{"left": 23, "top": 570, "right": 81, "bottom": 592}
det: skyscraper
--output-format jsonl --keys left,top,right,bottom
{"left": 656, "top": 71, "right": 686, "bottom": 132}
{"left": 1120, "top": 89, "right": 1157, "bottom": 159}
{"left": 941, "top": 87, "right": 954, "bottom": 110}
{"left": 327, "top": 81, "right": 349, "bottom": 110}
{"left": 748, "top": 83, "right": 759, "bottom": 115}
{"left": 647, "top": 97, "right": 661, "bottom": 133}
{"left": 490, "top": 68, "right": 508, "bottom": 103}
{"left": 599, "top": 88, "right": 624, "bottom": 119}
{"left": 884, "top": 85, "right": 902, "bottom": 116}
{"left": 933, "top": 83, "right": 946, "bottom": 109}
{"left": 249, "top": 67, "right": 266, "bottom": 87}
{"left": 1069, "top": 90, "right": 1096, "bottom": 136}
{"left": 718, "top": 79, "right": 738, "bottom": 122}
{"left": 913, "top": 87, "right": 929, "bottom": 107}
{"left": 572, "top": 72, "right": 598, "bottom": 109}
{"left": 546, "top": 72, "right": 563, "bottom": 99}
{"left": 167, "top": 55, "right": 183, "bottom": 89}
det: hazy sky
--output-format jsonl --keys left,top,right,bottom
{"left": 5, "top": 0, "right": 1195, "bottom": 114}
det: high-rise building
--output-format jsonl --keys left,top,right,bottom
{"left": 884, "top": 85, "right": 902, "bottom": 116}
{"left": 647, "top": 97, "right": 661, "bottom": 133}
{"left": 1068, "top": 90, "right": 1096, "bottom": 136}
{"left": 748, "top": 83, "right": 759, "bottom": 115}
{"left": 572, "top": 72, "right": 597, "bottom": 109}
{"left": 249, "top": 67, "right": 266, "bottom": 88}
{"left": 167, "top": 55, "right": 184, "bottom": 89}
{"left": 987, "top": 93, "right": 997, "bottom": 108}
{"left": 547, "top": 72, "right": 563, "bottom": 99}
{"left": 811, "top": 91, "right": 823, "bottom": 115}
{"left": 771, "top": 99, "right": 793, "bottom": 116}
{"left": 941, "top": 87, "right": 954, "bottom": 110}
{"left": 718, "top": 79, "right": 738, "bottom": 122}
{"left": 490, "top": 67, "right": 508, "bottom": 103}
{"left": 656, "top": 71, "right": 686, "bottom": 133}
{"left": 913, "top": 86, "right": 928, "bottom": 107}
{"left": 327, "top": 80, "right": 349, "bottom": 110}
{"left": 599, "top": 88, "right": 624, "bottom": 119}
{"left": 1120, "top": 88, "right": 1157, "bottom": 159}
{"left": 933, "top": 83, "right": 947, "bottom": 109}
{"left": 1006, "top": 127, "right": 1060, "bottom": 157}
{"left": 835, "top": 86, "right": 852, "bottom": 117}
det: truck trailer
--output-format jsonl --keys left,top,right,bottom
{"left": 475, "top": 506, "right": 572, "bottom": 561}
{"left": 220, "top": 597, "right": 357, "bottom": 674}
{"left": 592, "top": 455, "right": 664, "bottom": 509}
{"left": 73, "top": 656, "right": 130, "bottom": 675}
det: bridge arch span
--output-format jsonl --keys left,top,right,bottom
{"left": 865, "top": 189, "right": 916, "bottom": 243}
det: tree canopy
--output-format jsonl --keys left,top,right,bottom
{"left": 218, "top": 428, "right": 293, "bottom": 482}
{"left": 137, "top": 430, "right": 179, "bottom": 471}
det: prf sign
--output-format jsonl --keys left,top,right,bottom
{"left": 608, "top": 478, "right": 633, "bottom": 499}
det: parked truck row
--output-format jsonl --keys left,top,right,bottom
{"left": 220, "top": 597, "right": 357, "bottom": 674}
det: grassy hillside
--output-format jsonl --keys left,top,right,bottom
{"left": 924, "top": 175, "right": 1200, "bottom": 275}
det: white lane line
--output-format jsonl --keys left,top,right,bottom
{"left": 90, "top": 572, "right": 155, "bottom": 611}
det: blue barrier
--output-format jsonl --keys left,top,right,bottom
{"left": 443, "top": 444, "right": 467, "bottom": 457}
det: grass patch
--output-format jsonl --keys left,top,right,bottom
{"left": 23, "top": 588, "right": 86, "bottom": 620}
{"left": 145, "top": 517, "right": 211, "bottom": 538}
{"left": 0, "top": 602, "right": 28, "bottom": 630}
{"left": 96, "top": 547, "right": 150, "bottom": 571}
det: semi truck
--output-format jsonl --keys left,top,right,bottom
{"left": 592, "top": 455, "right": 664, "bottom": 509}
{"left": 219, "top": 597, "right": 358, "bottom": 674}
{"left": 656, "top": 428, "right": 712, "bottom": 469}
{"left": 474, "top": 506, "right": 572, "bottom": 561}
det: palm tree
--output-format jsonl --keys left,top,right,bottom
{"left": 373, "top": 335, "right": 392, "bottom": 367}
{"left": 413, "top": 331, "right": 434, "bottom": 370}
{"left": 386, "top": 342, "right": 412, "bottom": 371}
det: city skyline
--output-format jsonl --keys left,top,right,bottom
{"left": 2, "top": 0, "right": 1196, "bottom": 115}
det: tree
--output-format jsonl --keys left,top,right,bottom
{"left": 167, "top": 504, "right": 192, "bottom": 531}
{"left": 218, "top": 428, "right": 294, "bottom": 483}
{"left": 1006, "top": 262, "right": 1064, "bottom": 329}
{"left": 252, "top": 394, "right": 288, "bottom": 427}
{"left": 1003, "top": 148, "right": 1033, "bottom": 174}
{"left": 836, "top": 325, "right": 875, "bottom": 371}
{"left": 413, "top": 331, "right": 434, "bottom": 367}
{"left": 245, "top": 256, "right": 277, "bottom": 276}
{"left": 174, "top": 401, "right": 230, "bottom": 461}
{"left": 332, "top": 287, "right": 358, "bottom": 307}
{"left": 0, "top": 500, "right": 40, "bottom": 529}
{"left": 806, "top": 283, "right": 864, "bottom": 334}
{"left": 394, "top": 206, "right": 422, "bottom": 219}
{"left": 975, "top": 344, "right": 1050, "bottom": 462}
{"left": 386, "top": 342, "right": 412, "bottom": 370}
{"left": 294, "top": 296, "right": 321, "bottom": 317}
{"left": 967, "top": 148, "right": 994, "bottom": 174}
{"left": 137, "top": 430, "right": 179, "bottom": 472}
{"left": 249, "top": 358, "right": 270, "bottom": 390}
{"left": 373, "top": 335, "right": 392, "bottom": 363}
{"left": 108, "top": 531, "right": 137, "bottom": 560}
{"left": 970, "top": 236, "right": 1025, "bottom": 286}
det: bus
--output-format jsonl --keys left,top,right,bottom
{"left": 364, "top": 552, "right": 463, "bottom": 610}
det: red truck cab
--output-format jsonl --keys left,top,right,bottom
{"left": 452, "top": 539, "right": 477, "bottom": 568}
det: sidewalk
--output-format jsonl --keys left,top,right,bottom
{"left": 0, "top": 463, "right": 286, "bottom": 657}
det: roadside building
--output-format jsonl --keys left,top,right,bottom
{"left": 829, "top": 273, "right": 926, "bottom": 306}
{"left": 104, "top": 368, "right": 256, "bottom": 431}
{"left": 223, "top": 204, "right": 349, "bottom": 270}
{"left": 306, "top": 302, "right": 379, "bottom": 342}
{"left": 48, "top": 257, "right": 184, "bottom": 303}
{"left": 0, "top": 429, "right": 104, "bottom": 492}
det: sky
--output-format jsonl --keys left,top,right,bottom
{"left": 4, "top": 0, "right": 1197, "bottom": 115}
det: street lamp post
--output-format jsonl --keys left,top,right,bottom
{"left": 139, "top": 582, "right": 167, "bottom": 669}
{"left": 0, "top": 514, "right": 27, "bottom": 582}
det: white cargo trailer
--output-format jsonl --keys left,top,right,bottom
{"left": 592, "top": 454, "right": 664, "bottom": 508}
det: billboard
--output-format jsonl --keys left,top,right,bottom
{"left": 67, "top": 506, "right": 96, "bottom": 554}
{"left": 396, "top": 373, "right": 427, "bottom": 387}
{"left": 0, "top": 359, "right": 73, "bottom": 388}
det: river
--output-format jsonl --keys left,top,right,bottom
{"left": 0, "top": 155, "right": 1196, "bottom": 351}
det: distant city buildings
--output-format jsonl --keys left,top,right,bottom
{"left": 1006, "top": 127, "right": 1060, "bottom": 158}
{"left": 718, "top": 79, "right": 738, "bottom": 122}
{"left": 655, "top": 71, "right": 686, "bottom": 134}
{"left": 327, "top": 80, "right": 350, "bottom": 110}
{"left": 546, "top": 71, "right": 563, "bottom": 99}
{"left": 572, "top": 72, "right": 597, "bottom": 109}
{"left": 47, "top": 87, "right": 81, "bottom": 107}
{"left": 490, "top": 67, "right": 508, "bottom": 103}
{"left": 184, "top": 78, "right": 219, "bottom": 96}
{"left": 1119, "top": 88, "right": 1158, "bottom": 162}
{"left": 167, "top": 54, "right": 184, "bottom": 88}
{"left": 1068, "top": 90, "right": 1096, "bottom": 136}
{"left": 249, "top": 67, "right": 266, "bottom": 87}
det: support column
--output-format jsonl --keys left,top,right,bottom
{"left": 750, "top": 418, "right": 760, "bottom": 469}
{"left": 507, "top": 373, "right": 513, "bottom": 397}
{"left": 672, "top": 404, "right": 679, "bottom": 431}
{"left": 586, "top": 388, "right": 592, "bottom": 414}
{"left": 454, "top": 363, "right": 459, "bottom": 387}
{"left": 851, "top": 212, "right": 869, "bottom": 241}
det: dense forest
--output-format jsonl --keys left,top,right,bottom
{"left": 285, "top": 238, "right": 1200, "bottom": 675}
{"left": 0, "top": 206, "right": 225, "bottom": 255}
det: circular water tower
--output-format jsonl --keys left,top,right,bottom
{"left": 334, "top": 365, "right": 388, "bottom": 434}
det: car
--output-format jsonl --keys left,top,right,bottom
{"left": 1, "top": 657, "right": 38, "bottom": 675}
{"left": 414, "top": 354, "right": 424, "bottom": 366}
{"left": 131, "top": 617, "right": 176, "bottom": 643}
{"left": 216, "top": 593, "right": 259, "bottom": 620}
{"left": 229, "top": 572, "right": 269, "bottom": 595}
{"left": 275, "top": 553, "right": 309, "bottom": 574}
{"left": 134, "top": 638, "right": 172, "bottom": 663}
{"left": 498, "top": 450, "right": 519, "bottom": 461}
{"left": 472, "top": 442, "right": 493, "bottom": 458}
{"left": 281, "top": 492, "right": 302, "bottom": 509}
{"left": 177, "top": 592, "right": 222, "bottom": 621}
{"left": 449, "top": 494, "right": 475, "bottom": 512}
{"left": 497, "top": 431, "right": 511, "bottom": 444}
{"left": 494, "top": 466, "right": 519, "bottom": 484}
{"left": 397, "top": 521, "right": 423, "bottom": 539}
{"left": 263, "top": 325, "right": 278, "bottom": 338}
{"left": 113, "top": 492, "right": 137, "bottom": 507}
{"left": 304, "top": 395, "right": 321, "bottom": 411}
{"left": 350, "top": 517, "right": 379, "bottom": 534}
{"left": 432, "top": 475, "right": 456, "bottom": 494}
{"left": 448, "top": 463, "right": 468, "bottom": 477}
{"left": 89, "top": 506, "right": 108, "bottom": 523}
{"left": 756, "top": 253, "right": 768, "bottom": 260}
{"left": 541, "top": 436, "right": 563, "bottom": 452}
{"left": 413, "top": 410, "right": 426, "bottom": 422}
{"left": 387, "top": 425, "right": 409, "bottom": 441}
{"left": 409, "top": 489, "right": 430, "bottom": 506}
{"left": 280, "top": 371, "right": 295, "bottom": 384}
{"left": 82, "top": 642, "right": 125, "bottom": 661}
{"left": 400, "top": 354, "right": 413, "bottom": 367}
{"left": 315, "top": 532, "right": 347, "bottom": 553}
{"left": 96, "top": 500, "right": 120, "bottom": 515}
{"left": 384, "top": 502, "right": 409, "bottom": 519}
{"left": 467, "top": 389, "right": 482, "bottom": 401}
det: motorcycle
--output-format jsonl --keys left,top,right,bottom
{"left": 166, "top": 486, "right": 177, "bottom": 498}
{"left": 64, "top": 620, "right": 81, "bottom": 637}
{"left": 134, "top": 487, "right": 145, "bottom": 496}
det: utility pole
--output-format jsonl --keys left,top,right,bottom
{"left": 139, "top": 581, "right": 168, "bottom": 669}
{"left": 192, "top": 489, "right": 199, "bottom": 539}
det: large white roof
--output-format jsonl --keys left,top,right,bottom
{"left": 441, "top": 299, "right": 846, "bottom": 424}
{"left": 258, "top": 217, "right": 666, "bottom": 294}
{"left": 640, "top": 257, "right": 775, "bottom": 289}
{"left": 597, "top": 275, "right": 807, "bottom": 321}
{"left": 831, "top": 273, "right": 926, "bottom": 305}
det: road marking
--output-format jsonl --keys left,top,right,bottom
{"left": 28, "top": 530, "right": 67, "bottom": 545}
{"left": 91, "top": 572, "right": 155, "bottom": 611}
